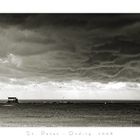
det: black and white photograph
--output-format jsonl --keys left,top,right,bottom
{"left": 0, "top": 14, "right": 140, "bottom": 127}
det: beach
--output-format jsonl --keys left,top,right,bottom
{"left": 0, "top": 102, "right": 139, "bottom": 127}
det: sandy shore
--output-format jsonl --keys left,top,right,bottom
{"left": 0, "top": 103, "right": 139, "bottom": 127}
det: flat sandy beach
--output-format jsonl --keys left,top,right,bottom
{"left": 0, "top": 103, "right": 139, "bottom": 127}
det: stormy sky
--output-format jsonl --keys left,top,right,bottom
{"left": 0, "top": 14, "right": 140, "bottom": 100}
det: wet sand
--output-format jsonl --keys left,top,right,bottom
{"left": 0, "top": 103, "right": 140, "bottom": 127}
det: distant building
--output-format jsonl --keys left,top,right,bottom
{"left": 7, "top": 97, "right": 19, "bottom": 103}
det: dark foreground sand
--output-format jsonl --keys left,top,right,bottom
{"left": 0, "top": 103, "right": 140, "bottom": 127}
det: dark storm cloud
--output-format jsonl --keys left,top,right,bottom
{"left": 0, "top": 14, "right": 140, "bottom": 82}
{"left": 1, "top": 14, "right": 140, "bottom": 28}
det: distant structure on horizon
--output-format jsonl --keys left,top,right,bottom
{"left": 7, "top": 97, "right": 19, "bottom": 103}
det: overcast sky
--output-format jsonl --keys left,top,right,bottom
{"left": 0, "top": 14, "right": 140, "bottom": 100}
